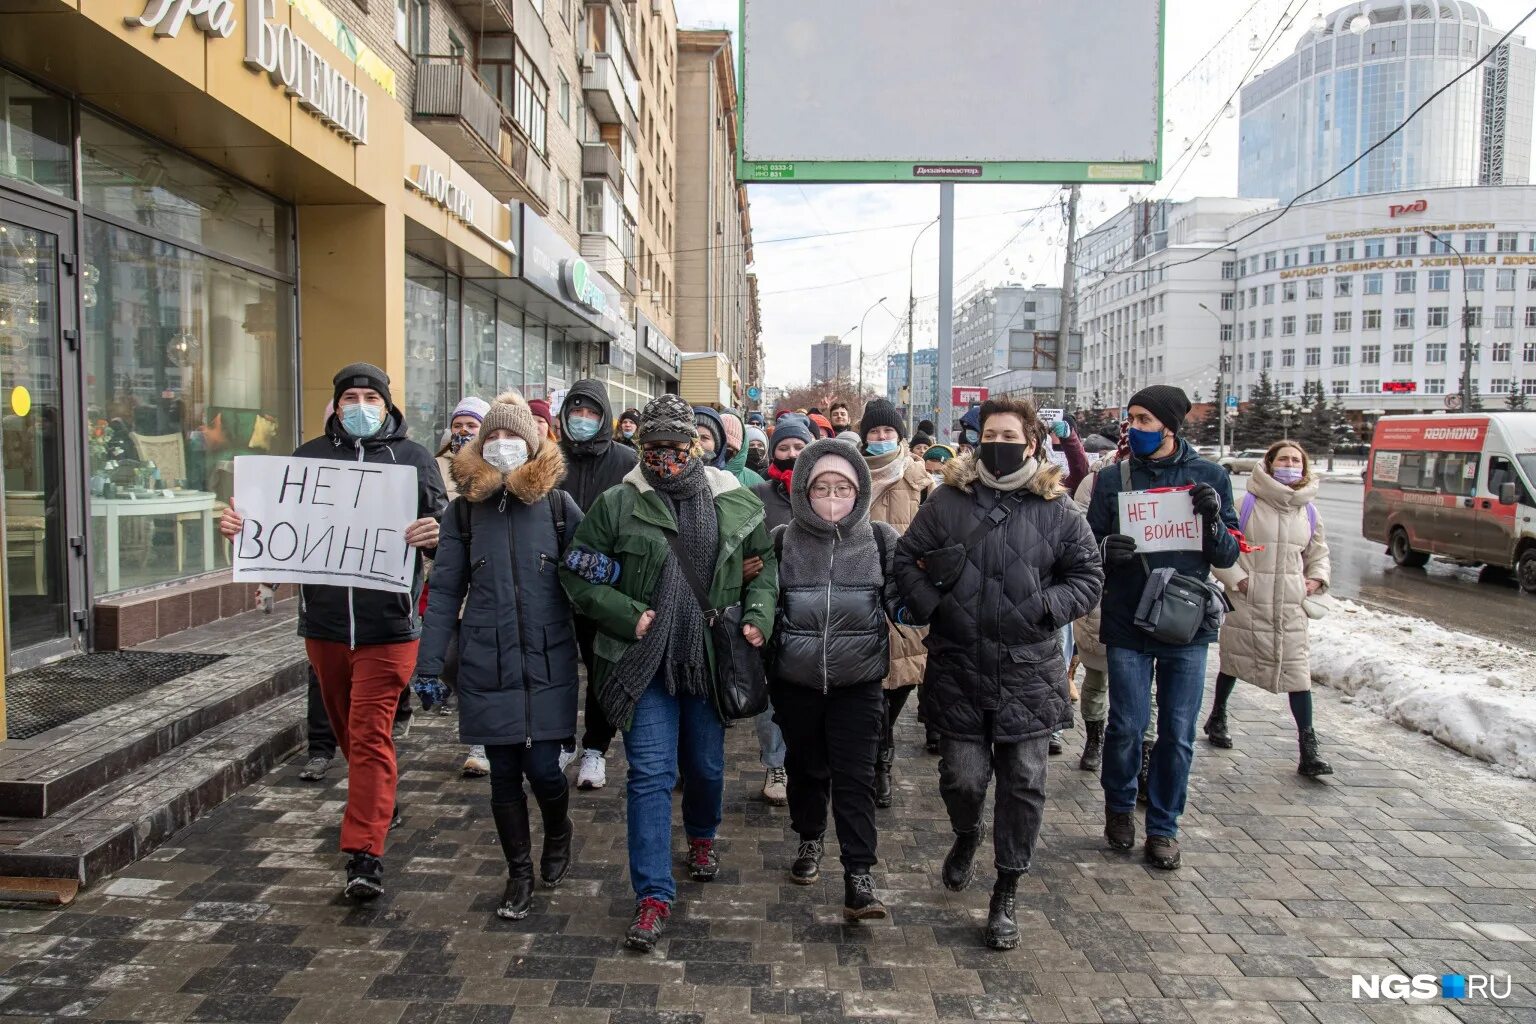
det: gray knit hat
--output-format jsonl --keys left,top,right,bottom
{"left": 333, "top": 362, "right": 391, "bottom": 407}
{"left": 479, "top": 391, "right": 544, "bottom": 454}
{"left": 638, "top": 394, "right": 698, "bottom": 445}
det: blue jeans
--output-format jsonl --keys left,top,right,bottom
{"left": 755, "top": 703, "right": 786, "bottom": 769}
{"left": 623, "top": 676, "right": 725, "bottom": 903}
{"left": 1102, "top": 643, "right": 1209, "bottom": 838}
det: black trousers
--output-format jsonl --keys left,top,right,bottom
{"left": 882, "top": 684, "right": 917, "bottom": 748}
{"left": 771, "top": 679, "right": 883, "bottom": 872}
{"left": 306, "top": 664, "right": 412, "bottom": 760}
{"left": 576, "top": 618, "right": 618, "bottom": 754}
{"left": 486, "top": 741, "right": 568, "bottom": 806}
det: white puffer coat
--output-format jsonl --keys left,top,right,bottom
{"left": 1214, "top": 465, "right": 1331, "bottom": 694}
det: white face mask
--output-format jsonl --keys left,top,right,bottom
{"left": 484, "top": 438, "right": 529, "bottom": 473}
{"left": 930, "top": 472, "right": 945, "bottom": 487}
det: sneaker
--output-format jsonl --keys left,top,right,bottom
{"left": 435, "top": 698, "right": 454, "bottom": 717}
{"left": 392, "top": 716, "right": 412, "bottom": 743}
{"left": 576, "top": 749, "right": 607, "bottom": 790}
{"left": 298, "top": 755, "right": 331, "bottom": 782}
{"left": 625, "top": 897, "right": 670, "bottom": 952}
{"left": 389, "top": 805, "right": 403, "bottom": 831}
{"left": 1047, "top": 731, "right": 1064, "bottom": 755}
{"left": 462, "top": 746, "right": 490, "bottom": 777}
{"left": 761, "top": 766, "right": 787, "bottom": 806}
{"left": 687, "top": 838, "right": 719, "bottom": 882}
{"left": 344, "top": 853, "right": 384, "bottom": 901}
{"left": 843, "top": 873, "right": 887, "bottom": 921}
{"left": 558, "top": 746, "right": 578, "bottom": 772}
{"left": 790, "top": 838, "right": 823, "bottom": 885}
{"left": 1104, "top": 807, "right": 1136, "bottom": 851}
{"left": 1145, "top": 834, "right": 1181, "bottom": 870}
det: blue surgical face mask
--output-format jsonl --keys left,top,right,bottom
{"left": 566, "top": 415, "right": 601, "bottom": 442}
{"left": 340, "top": 402, "right": 384, "bottom": 439}
{"left": 1127, "top": 426, "right": 1165, "bottom": 458}
{"left": 866, "top": 439, "right": 899, "bottom": 457}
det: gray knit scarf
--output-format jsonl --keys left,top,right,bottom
{"left": 605, "top": 458, "right": 718, "bottom": 727}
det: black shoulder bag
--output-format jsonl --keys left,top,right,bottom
{"left": 923, "top": 491, "right": 1027, "bottom": 591}
{"left": 663, "top": 531, "right": 769, "bottom": 720}
{"left": 1119, "top": 460, "right": 1207, "bottom": 645}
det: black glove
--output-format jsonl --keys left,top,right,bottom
{"left": 1191, "top": 483, "right": 1221, "bottom": 522}
{"left": 1101, "top": 534, "right": 1138, "bottom": 567}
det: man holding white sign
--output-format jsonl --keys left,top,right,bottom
{"left": 220, "top": 363, "right": 446, "bottom": 902}
{"left": 1085, "top": 385, "right": 1238, "bottom": 872}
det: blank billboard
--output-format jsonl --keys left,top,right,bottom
{"left": 739, "top": 0, "right": 1164, "bottom": 184}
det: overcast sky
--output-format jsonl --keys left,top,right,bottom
{"left": 673, "top": 0, "right": 1536, "bottom": 390}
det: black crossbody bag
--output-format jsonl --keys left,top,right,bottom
{"left": 663, "top": 531, "right": 768, "bottom": 720}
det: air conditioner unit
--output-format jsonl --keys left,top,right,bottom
{"left": 578, "top": 48, "right": 593, "bottom": 71}
{"left": 651, "top": 0, "right": 661, "bottom": 10}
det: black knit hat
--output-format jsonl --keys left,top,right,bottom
{"left": 859, "top": 398, "right": 906, "bottom": 441}
{"left": 1127, "top": 385, "right": 1192, "bottom": 434}
{"left": 619, "top": 408, "right": 641, "bottom": 425}
{"left": 637, "top": 393, "right": 697, "bottom": 445}
{"left": 333, "top": 362, "right": 391, "bottom": 407}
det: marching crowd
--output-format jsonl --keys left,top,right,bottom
{"left": 219, "top": 361, "right": 1333, "bottom": 955}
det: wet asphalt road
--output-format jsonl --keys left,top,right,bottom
{"left": 1295, "top": 476, "right": 1536, "bottom": 652}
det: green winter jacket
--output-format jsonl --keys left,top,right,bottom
{"left": 559, "top": 463, "right": 778, "bottom": 726}
{"left": 725, "top": 445, "right": 765, "bottom": 488}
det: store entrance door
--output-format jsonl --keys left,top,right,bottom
{"left": 0, "top": 196, "right": 87, "bottom": 669}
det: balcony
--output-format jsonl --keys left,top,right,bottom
{"left": 413, "top": 56, "right": 548, "bottom": 212}
{"left": 440, "top": 0, "right": 513, "bottom": 32}
{"left": 582, "top": 53, "right": 627, "bottom": 125}
{"left": 582, "top": 143, "right": 623, "bottom": 189}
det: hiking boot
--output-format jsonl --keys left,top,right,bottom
{"left": 537, "top": 789, "right": 573, "bottom": 887}
{"left": 576, "top": 749, "right": 607, "bottom": 790}
{"left": 625, "top": 897, "right": 670, "bottom": 952}
{"left": 875, "top": 746, "right": 894, "bottom": 809}
{"left": 298, "top": 755, "right": 331, "bottom": 782}
{"left": 942, "top": 829, "right": 981, "bottom": 892}
{"left": 344, "top": 853, "right": 384, "bottom": 901}
{"left": 790, "top": 838, "right": 823, "bottom": 885}
{"left": 1297, "top": 728, "right": 1334, "bottom": 777}
{"left": 843, "top": 873, "right": 887, "bottom": 921}
{"left": 1136, "top": 740, "right": 1153, "bottom": 805}
{"left": 1204, "top": 708, "right": 1234, "bottom": 749}
{"left": 1048, "top": 731, "right": 1064, "bottom": 756}
{"left": 687, "top": 838, "right": 719, "bottom": 882}
{"left": 1078, "top": 720, "right": 1104, "bottom": 773}
{"left": 986, "top": 872, "right": 1022, "bottom": 951}
{"left": 492, "top": 800, "right": 534, "bottom": 918}
{"left": 1145, "top": 835, "right": 1181, "bottom": 870}
{"left": 462, "top": 746, "right": 490, "bottom": 777}
{"left": 1105, "top": 807, "right": 1136, "bottom": 851}
{"left": 761, "top": 766, "right": 787, "bottom": 806}
{"left": 391, "top": 716, "right": 412, "bottom": 743}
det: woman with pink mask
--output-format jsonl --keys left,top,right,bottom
{"left": 768, "top": 438, "right": 905, "bottom": 921}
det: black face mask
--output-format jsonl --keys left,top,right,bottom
{"left": 746, "top": 449, "right": 768, "bottom": 473}
{"left": 771, "top": 455, "right": 796, "bottom": 473}
{"left": 978, "top": 441, "right": 1031, "bottom": 479}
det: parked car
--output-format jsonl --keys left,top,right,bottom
{"left": 1219, "top": 449, "right": 1269, "bottom": 475}
{"left": 1195, "top": 445, "right": 1221, "bottom": 460}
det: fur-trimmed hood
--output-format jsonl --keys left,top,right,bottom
{"left": 452, "top": 433, "right": 568, "bottom": 505}
{"left": 942, "top": 451, "right": 1069, "bottom": 501}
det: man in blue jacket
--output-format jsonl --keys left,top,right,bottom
{"left": 1086, "top": 386, "right": 1238, "bottom": 871}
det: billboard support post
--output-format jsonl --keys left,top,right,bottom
{"left": 1056, "top": 184, "right": 1080, "bottom": 406}
{"left": 937, "top": 183, "right": 956, "bottom": 443}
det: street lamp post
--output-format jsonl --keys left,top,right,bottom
{"left": 1426, "top": 230, "right": 1474, "bottom": 412}
{"left": 857, "top": 296, "right": 889, "bottom": 397}
{"left": 1198, "top": 301, "right": 1232, "bottom": 457}
{"left": 905, "top": 218, "right": 940, "bottom": 422}
{"left": 1281, "top": 402, "right": 1294, "bottom": 440}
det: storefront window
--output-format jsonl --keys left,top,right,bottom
{"left": 82, "top": 219, "right": 295, "bottom": 594}
{"left": 524, "top": 319, "right": 547, "bottom": 394}
{"left": 405, "top": 256, "right": 452, "bottom": 445}
{"left": 0, "top": 69, "right": 72, "bottom": 197}
{"left": 80, "top": 112, "right": 291, "bottom": 274}
{"left": 461, "top": 285, "right": 497, "bottom": 401}
{"left": 497, "top": 303, "right": 524, "bottom": 394}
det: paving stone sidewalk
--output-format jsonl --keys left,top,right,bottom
{"left": 0, "top": 677, "right": 1532, "bottom": 1024}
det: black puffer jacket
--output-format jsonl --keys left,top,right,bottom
{"left": 291, "top": 409, "right": 447, "bottom": 647}
{"left": 893, "top": 454, "right": 1103, "bottom": 743}
{"left": 559, "top": 378, "right": 637, "bottom": 513}
{"left": 770, "top": 440, "right": 902, "bottom": 691}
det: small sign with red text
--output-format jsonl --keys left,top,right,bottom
{"left": 1118, "top": 488, "right": 1201, "bottom": 552}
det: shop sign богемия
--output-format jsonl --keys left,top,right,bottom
{"left": 127, "top": 0, "right": 369, "bottom": 145}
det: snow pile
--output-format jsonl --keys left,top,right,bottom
{"left": 1308, "top": 600, "right": 1536, "bottom": 778}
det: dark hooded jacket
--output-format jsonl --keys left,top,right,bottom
{"left": 770, "top": 439, "right": 902, "bottom": 691}
{"left": 693, "top": 405, "right": 729, "bottom": 470}
{"left": 290, "top": 408, "right": 448, "bottom": 647}
{"left": 416, "top": 409, "right": 584, "bottom": 746}
{"left": 750, "top": 476, "right": 793, "bottom": 532}
{"left": 559, "top": 378, "right": 637, "bottom": 513}
{"left": 1086, "top": 438, "right": 1240, "bottom": 650}
{"left": 893, "top": 453, "right": 1102, "bottom": 743}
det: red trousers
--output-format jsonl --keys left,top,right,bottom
{"left": 306, "top": 638, "right": 417, "bottom": 856}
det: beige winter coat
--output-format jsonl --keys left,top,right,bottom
{"left": 866, "top": 444, "right": 932, "bottom": 689}
{"left": 1071, "top": 468, "right": 1109, "bottom": 673}
{"left": 1214, "top": 465, "right": 1332, "bottom": 693}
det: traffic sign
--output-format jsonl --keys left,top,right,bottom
{"left": 1225, "top": 395, "right": 1238, "bottom": 410}
{"left": 1445, "top": 393, "right": 1463, "bottom": 411}
{"left": 952, "top": 386, "right": 988, "bottom": 406}
{"left": 747, "top": 386, "right": 762, "bottom": 401}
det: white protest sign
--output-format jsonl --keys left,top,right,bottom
{"left": 1117, "top": 488, "right": 1202, "bottom": 553}
{"left": 231, "top": 455, "right": 418, "bottom": 592}
{"left": 1046, "top": 448, "right": 1069, "bottom": 471}
{"left": 1038, "top": 407, "right": 1064, "bottom": 424}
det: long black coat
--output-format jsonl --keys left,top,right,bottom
{"left": 893, "top": 456, "right": 1103, "bottom": 743}
{"left": 416, "top": 434, "right": 583, "bottom": 747}
{"left": 559, "top": 378, "right": 637, "bottom": 513}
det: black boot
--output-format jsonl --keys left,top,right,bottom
{"left": 1136, "top": 740, "right": 1153, "bottom": 805}
{"left": 925, "top": 725, "right": 941, "bottom": 755}
{"left": 1297, "top": 728, "right": 1334, "bottom": 777}
{"left": 536, "top": 787, "right": 574, "bottom": 887}
{"left": 491, "top": 800, "right": 534, "bottom": 920}
{"left": 1078, "top": 720, "right": 1104, "bottom": 773}
{"left": 986, "top": 871, "right": 1022, "bottom": 950}
{"left": 941, "top": 829, "right": 981, "bottom": 892}
{"left": 1203, "top": 707, "right": 1233, "bottom": 749}
{"left": 842, "top": 872, "right": 888, "bottom": 921}
{"left": 875, "top": 745, "right": 894, "bottom": 809}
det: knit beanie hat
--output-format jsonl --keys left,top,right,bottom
{"left": 859, "top": 398, "right": 906, "bottom": 440}
{"left": 333, "top": 362, "right": 391, "bottom": 407}
{"left": 479, "top": 391, "right": 544, "bottom": 454}
{"left": 619, "top": 408, "right": 642, "bottom": 426}
{"left": 917, "top": 419, "right": 936, "bottom": 436}
{"left": 720, "top": 409, "right": 745, "bottom": 453}
{"left": 639, "top": 394, "right": 698, "bottom": 445}
{"left": 451, "top": 396, "right": 489, "bottom": 423}
{"left": 836, "top": 430, "right": 861, "bottom": 445}
{"left": 809, "top": 413, "right": 833, "bottom": 439}
{"left": 745, "top": 425, "right": 767, "bottom": 449}
{"left": 769, "top": 415, "right": 814, "bottom": 454}
{"left": 911, "top": 431, "right": 932, "bottom": 448}
{"left": 924, "top": 444, "right": 955, "bottom": 463}
{"left": 808, "top": 452, "right": 860, "bottom": 490}
{"left": 1127, "top": 385, "right": 1192, "bottom": 434}
{"left": 526, "top": 398, "right": 555, "bottom": 434}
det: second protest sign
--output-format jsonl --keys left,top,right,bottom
{"left": 1117, "top": 488, "right": 1201, "bottom": 553}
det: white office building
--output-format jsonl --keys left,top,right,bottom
{"left": 952, "top": 284, "right": 1062, "bottom": 388}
